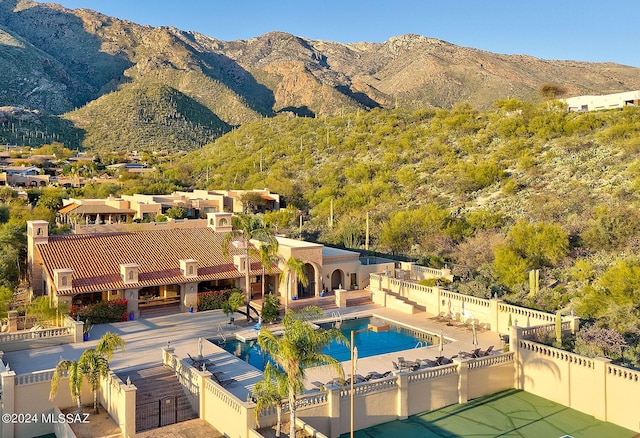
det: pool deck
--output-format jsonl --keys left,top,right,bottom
{"left": 2, "top": 303, "right": 503, "bottom": 401}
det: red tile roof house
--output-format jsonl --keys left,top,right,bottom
{"left": 26, "top": 213, "right": 279, "bottom": 319}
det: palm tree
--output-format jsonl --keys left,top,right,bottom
{"left": 257, "top": 306, "right": 346, "bottom": 438}
{"left": 222, "top": 214, "right": 277, "bottom": 320}
{"left": 253, "top": 363, "right": 288, "bottom": 437}
{"left": 50, "top": 359, "right": 84, "bottom": 413}
{"left": 96, "top": 332, "right": 126, "bottom": 360}
{"left": 280, "top": 256, "right": 308, "bottom": 310}
{"left": 253, "top": 238, "right": 280, "bottom": 301}
{"left": 49, "top": 333, "right": 125, "bottom": 414}
{"left": 78, "top": 349, "right": 110, "bottom": 414}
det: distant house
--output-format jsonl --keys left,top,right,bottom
{"left": 58, "top": 189, "right": 283, "bottom": 226}
{"left": 4, "top": 166, "right": 40, "bottom": 176}
{"left": 0, "top": 166, "right": 49, "bottom": 187}
{"left": 107, "top": 162, "right": 155, "bottom": 175}
{"left": 58, "top": 198, "right": 137, "bottom": 225}
{"left": 564, "top": 90, "right": 640, "bottom": 112}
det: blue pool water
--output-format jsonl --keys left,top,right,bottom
{"left": 212, "top": 317, "right": 432, "bottom": 371}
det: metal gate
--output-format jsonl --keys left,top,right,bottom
{"left": 136, "top": 395, "right": 179, "bottom": 432}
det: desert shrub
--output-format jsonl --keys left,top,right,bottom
{"left": 574, "top": 324, "right": 626, "bottom": 360}
{"left": 453, "top": 160, "right": 505, "bottom": 193}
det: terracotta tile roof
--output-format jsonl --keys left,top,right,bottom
{"left": 36, "top": 227, "right": 278, "bottom": 295}
{"left": 63, "top": 204, "right": 136, "bottom": 215}
{"left": 58, "top": 203, "right": 79, "bottom": 214}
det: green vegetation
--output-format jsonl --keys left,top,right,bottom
{"left": 70, "top": 299, "right": 128, "bottom": 324}
{"left": 222, "top": 291, "right": 245, "bottom": 321}
{"left": 260, "top": 293, "right": 281, "bottom": 323}
{"left": 280, "top": 256, "right": 308, "bottom": 303}
{"left": 64, "top": 83, "right": 231, "bottom": 153}
{"left": 253, "top": 362, "right": 288, "bottom": 437}
{"left": 0, "top": 111, "right": 83, "bottom": 149}
{"left": 197, "top": 289, "right": 239, "bottom": 311}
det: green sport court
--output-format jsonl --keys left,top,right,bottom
{"left": 344, "top": 389, "right": 636, "bottom": 437}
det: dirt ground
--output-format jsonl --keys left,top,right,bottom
{"left": 62, "top": 406, "right": 121, "bottom": 438}
{"left": 61, "top": 406, "right": 227, "bottom": 437}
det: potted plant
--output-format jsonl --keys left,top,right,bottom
{"left": 83, "top": 319, "right": 92, "bottom": 341}
{"left": 222, "top": 301, "right": 233, "bottom": 323}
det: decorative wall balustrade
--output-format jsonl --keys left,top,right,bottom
{"left": 339, "top": 376, "right": 398, "bottom": 398}
{"left": 607, "top": 364, "right": 640, "bottom": 382}
{"left": 15, "top": 370, "right": 56, "bottom": 385}
{"left": 467, "top": 352, "right": 514, "bottom": 370}
{"left": 0, "top": 326, "right": 72, "bottom": 343}
{"left": 407, "top": 363, "right": 458, "bottom": 383}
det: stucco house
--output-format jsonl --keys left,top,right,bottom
{"left": 27, "top": 213, "right": 394, "bottom": 317}
{"left": 563, "top": 90, "right": 640, "bottom": 112}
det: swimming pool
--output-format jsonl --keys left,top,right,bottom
{"left": 211, "top": 316, "right": 434, "bottom": 371}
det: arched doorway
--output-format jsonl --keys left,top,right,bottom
{"left": 330, "top": 269, "right": 344, "bottom": 290}
{"left": 299, "top": 263, "right": 316, "bottom": 298}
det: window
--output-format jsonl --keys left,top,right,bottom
{"left": 61, "top": 276, "right": 67, "bottom": 287}
{"left": 219, "top": 218, "right": 228, "bottom": 226}
{"left": 188, "top": 266, "right": 194, "bottom": 275}
{"left": 128, "top": 271, "right": 134, "bottom": 280}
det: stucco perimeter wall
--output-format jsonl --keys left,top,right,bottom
{"left": 466, "top": 353, "right": 515, "bottom": 400}
{"left": 516, "top": 336, "right": 640, "bottom": 432}
{"left": 291, "top": 392, "right": 332, "bottom": 436}
{"left": 9, "top": 371, "right": 93, "bottom": 438}
{"left": 0, "top": 316, "right": 81, "bottom": 352}
{"left": 605, "top": 365, "right": 640, "bottom": 432}
{"left": 338, "top": 380, "right": 399, "bottom": 434}
{"left": 99, "top": 370, "right": 136, "bottom": 438}
{"left": 406, "top": 366, "right": 458, "bottom": 416}
{"left": 203, "top": 378, "right": 255, "bottom": 438}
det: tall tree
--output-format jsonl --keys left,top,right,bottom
{"left": 253, "top": 238, "right": 280, "bottom": 301}
{"left": 222, "top": 214, "right": 277, "bottom": 320}
{"left": 78, "top": 349, "right": 110, "bottom": 414}
{"left": 257, "top": 306, "right": 346, "bottom": 438}
{"left": 280, "top": 256, "right": 308, "bottom": 310}
{"left": 50, "top": 359, "right": 84, "bottom": 413}
{"left": 253, "top": 363, "right": 288, "bottom": 437}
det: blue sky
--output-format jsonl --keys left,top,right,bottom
{"left": 38, "top": 0, "right": 639, "bottom": 67}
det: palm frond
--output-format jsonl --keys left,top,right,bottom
{"left": 95, "top": 332, "right": 126, "bottom": 360}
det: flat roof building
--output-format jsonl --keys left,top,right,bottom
{"left": 564, "top": 90, "right": 640, "bottom": 112}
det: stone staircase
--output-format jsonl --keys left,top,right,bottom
{"left": 120, "top": 365, "right": 197, "bottom": 433}
{"left": 286, "top": 295, "right": 339, "bottom": 313}
{"left": 346, "top": 295, "right": 374, "bottom": 307}
{"left": 384, "top": 290, "right": 426, "bottom": 313}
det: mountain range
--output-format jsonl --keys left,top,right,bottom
{"left": 1, "top": 0, "right": 639, "bottom": 151}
